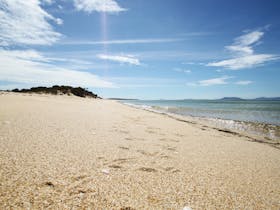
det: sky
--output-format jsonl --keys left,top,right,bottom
{"left": 0, "top": 0, "right": 280, "bottom": 99}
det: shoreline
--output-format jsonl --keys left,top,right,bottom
{"left": 120, "top": 101, "right": 280, "bottom": 148}
{"left": 1, "top": 93, "right": 279, "bottom": 209}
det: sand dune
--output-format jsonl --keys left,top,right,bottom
{"left": 0, "top": 93, "right": 279, "bottom": 209}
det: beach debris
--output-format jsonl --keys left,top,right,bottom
{"left": 120, "top": 207, "right": 135, "bottom": 210}
{"left": 78, "top": 189, "right": 86, "bottom": 194}
{"left": 101, "top": 169, "right": 110, "bottom": 175}
{"left": 44, "top": 181, "right": 54, "bottom": 187}
{"left": 183, "top": 206, "right": 192, "bottom": 210}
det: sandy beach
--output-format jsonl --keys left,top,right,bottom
{"left": 0, "top": 92, "right": 279, "bottom": 209}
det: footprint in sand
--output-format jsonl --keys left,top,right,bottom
{"left": 125, "top": 137, "right": 145, "bottom": 141}
{"left": 167, "top": 147, "right": 177, "bottom": 151}
{"left": 112, "top": 157, "right": 135, "bottom": 164}
{"left": 119, "top": 130, "right": 130, "bottom": 134}
{"left": 108, "top": 164, "right": 122, "bottom": 169}
{"left": 160, "top": 144, "right": 178, "bottom": 153}
{"left": 160, "top": 154, "right": 171, "bottom": 159}
{"left": 174, "top": 133, "right": 184, "bottom": 137}
{"left": 164, "top": 167, "right": 180, "bottom": 173}
{"left": 136, "top": 149, "right": 160, "bottom": 157}
{"left": 106, "top": 157, "right": 135, "bottom": 169}
{"left": 146, "top": 129, "right": 157, "bottom": 134}
{"left": 119, "top": 146, "right": 129, "bottom": 150}
{"left": 138, "top": 167, "right": 157, "bottom": 172}
{"left": 62, "top": 175, "right": 95, "bottom": 196}
{"left": 71, "top": 174, "right": 88, "bottom": 182}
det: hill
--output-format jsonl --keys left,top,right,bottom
{"left": 12, "top": 85, "right": 100, "bottom": 98}
{"left": 219, "top": 97, "right": 244, "bottom": 101}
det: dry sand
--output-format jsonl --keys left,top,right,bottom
{"left": 0, "top": 92, "right": 279, "bottom": 209}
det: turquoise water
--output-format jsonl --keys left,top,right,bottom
{"left": 122, "top": 99, "right": 280, "bottom": 125}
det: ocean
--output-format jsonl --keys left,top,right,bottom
{"left": 121, "top": 99, "right": 280, "bottom": 141}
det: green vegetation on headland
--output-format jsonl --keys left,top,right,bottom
{"left": 11, "top": 85, "right": 100, "bottom": 98}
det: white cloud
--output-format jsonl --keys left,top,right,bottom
{"left": 55, "top": 18, "right": 63, "bottom": 25}
{"left": 226, "top": 31, "right": 264, "bottom": 56}
{"left": 1, "top": 49, "right": 48, "bottom": 61}
{"left": 41, "top": 0, "right": 54, "bottom": 5}
{"left": 97, "top": 54, "right": 140, "bottom": 65}
{"left": 208, "top": 54, "right": 278, "bottom": 70}
{"left": 207, "top": 30, "right": 279, "bottom": 70}
{"left": 187, "top": 77, "right": 253, "bottom": 87}
{"left": 234, "top": 31, "right": 263, "bottom": 47}
{"left": 73, "top": 0, "right": 126, "bottom": 13}
{"left": 61, "top": 38, "right": 184, "bottom": 45}
{"left": 0, "top": 0, "right": 62, "bottom": 46}
{"left": 226, "top": 45, "right": 253, "bottom": 56}
{"left": 235, "top": 80, "right": 253, "bottom": 85}
{"left": 187, "top": 76, "right": 232, "bottom": 86}
{"left": 199, "top": 76, "right": 232, "bottom": 86}
{"left": 0, "top": 49, "right": 114, "bottom": 88}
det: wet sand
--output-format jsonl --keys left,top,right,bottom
{"left": 0, "top": 92, "right": 279, "bottom": 209}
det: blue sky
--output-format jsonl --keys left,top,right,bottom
{"left": 0, "top": 0, "right": 279, "bottom": 99}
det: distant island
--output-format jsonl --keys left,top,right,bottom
{"left": 253, "top": 97, "right": 280, "bottom": 101}
{"left": 219, "top": 97, "right": 280, "bottom": 101}
{"left": 108, "top": 98, "right": 138, "bottom": 100}
{"left": 219, "top": 97, "right": 244, "bottom": 101}
{"left": 11, "top": 85, "right": 100, "bottom": 98}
